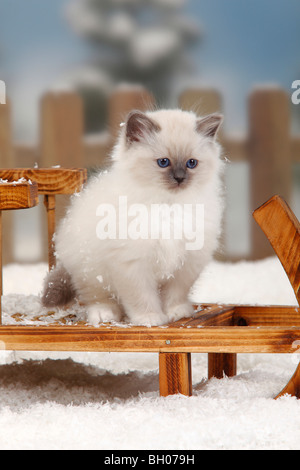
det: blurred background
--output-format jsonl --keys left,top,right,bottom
{"left": 0, "top": 0, "right": 299, "bottom": 264}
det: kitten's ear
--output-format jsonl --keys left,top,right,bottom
{"left": 125, "top": 110, "right": 161, "bottom": 145}
{"left": 196, "top": 113, "right": 223, "bottom": 139}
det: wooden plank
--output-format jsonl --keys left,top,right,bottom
{"left": 0, "top": 323, "right": 300, "bottom": 353}
{"left": 159, "top": 353, "right": 192, "bottom": 397}
{"left": 0, "top": 168, "right": 87, "bottom": 195}
{"left": 253, "top": 195, "right": 300, "bottom": 306}
{"left": 0, "top": 181, "right": 39, "bottom": 210}
{"left": 248, "top": 87, "right": 291, "bottom": 259}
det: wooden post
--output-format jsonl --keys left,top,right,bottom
{"left": 159, "top": 352, "right": 192, "bottom": 397}
{"left": 248, "top": 86, "right": 291, "bottom": 259}
{"left": 208, "top": 353, "right": 237, "bottom": 379}
{"left": 108, "top": 85, "right": 155, "bottom": 142}
{"left": 44, "top": 195, "right": 56, "bottom": 271}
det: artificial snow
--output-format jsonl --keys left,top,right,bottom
{"left": 0, "top": 257, "right": 299, "bottom": 450}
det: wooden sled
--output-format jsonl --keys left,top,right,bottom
{"left": 0, "top": 168, "right": 299, "bottom": 398}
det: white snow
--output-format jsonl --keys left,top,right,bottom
{"left": 130, "top": 28, "right": 180, "bottom": 69}
{"left": 0, "top": 257, "right": 300, "bottom": 450}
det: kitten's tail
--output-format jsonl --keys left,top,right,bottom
{"left": 41, "top": 263, "right": 76, "bottom": 307}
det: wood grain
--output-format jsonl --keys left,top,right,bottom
{"left": 159, "top": 353, "right": 192, "bottom": 396}
{"left": 0, "top": 321, "right": 300, "bottom": 353}
{"left": 0, "top": 168, "right": 87, "bottom": 195}
{"left": 0, "top": 181, "right": 39, "bottom": 210}
{"left": 233, "top": 305, "right": 300, "bottom": 326}
{"left": 208, "top": 353, "right": 237, "bottom": 379}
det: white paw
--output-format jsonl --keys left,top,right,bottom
{"left": 87, "top": 304, "right": 120, "bottom": 325}
{"left": 166, "top": 302, "right": 194, "bottom": 322}
{"left": 129, "top": 311, "right": 169, "bottom": 327}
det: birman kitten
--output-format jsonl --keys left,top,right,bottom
{"left": 42, "top": 109, "right": 224, "bottom": 326}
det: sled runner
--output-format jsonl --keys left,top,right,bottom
{"left": 0, "top": 168, "right": 299, "bottom": 399}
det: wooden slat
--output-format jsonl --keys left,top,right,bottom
{"left": 0, "top": 168, "right": 87, "bottom": 195}
{"left": 233, "top": 305, "right": 300, "bottom": 326}
{"left": 253, "top": 195, "right": 300, "bottom": 305}
{"left": 0, "top": 181, "right": 39, "bottom": 210}
{"left": 0, "top": 323, "right": 300, "bottom": 353}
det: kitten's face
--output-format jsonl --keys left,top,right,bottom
{"left": 116, "top": 109, "right": 223, "bottom": 194}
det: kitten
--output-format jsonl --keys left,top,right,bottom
{"left": 41, "top": 108, "right": 224, "bottom": 326}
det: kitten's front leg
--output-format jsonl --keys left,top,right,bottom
{"left": 112, "top": 265, "right": 168, "bottom": 326}
{"left": 161, "top": 267, "right": 198, "bottom": 322}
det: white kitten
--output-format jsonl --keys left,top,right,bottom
{"left": 42, "top": 109, "right": 224, "bottom": 326}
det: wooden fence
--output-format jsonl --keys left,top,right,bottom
{"left": 0, "top": 84, "right": 299, "bottom": 264}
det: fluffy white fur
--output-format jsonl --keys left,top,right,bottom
{"left": 50, "top": 109, "right": 224, "bottom": 326}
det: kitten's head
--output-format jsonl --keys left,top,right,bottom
{"left": 113, "top": 108, "right": 223, "bottom": 195}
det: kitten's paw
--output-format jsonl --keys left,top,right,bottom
{"left": 87, "top": 304, "right": 121, "bottom": 325}
{"left": 129, "top": 311, "right": 169, "bottom": 327}
{"left": 166, "top": 302, "right": 194, "bottom": 322}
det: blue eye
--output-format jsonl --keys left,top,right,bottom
{"left": 157, "top": 158, "right": 170, "bottom": 168}
{"left": 186, "top": 159, "right": 198, "bottom": 169}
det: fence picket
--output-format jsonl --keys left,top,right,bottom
{"left": 0, "top": 100, "right": 14, "bottom": 264}
{"left": 248, "top": 87, "right": 291, "bottom": 259}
